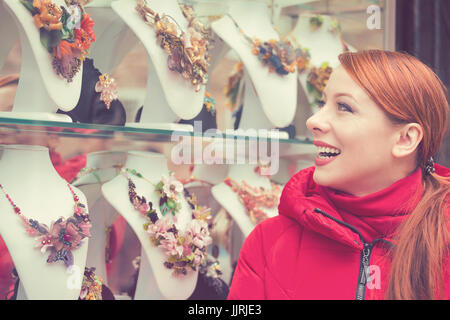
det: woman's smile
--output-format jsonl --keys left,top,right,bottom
{"left": 313, "top": 140, "right": 342, "bottom": 166}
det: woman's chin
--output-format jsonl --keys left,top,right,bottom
{"left": 313, "top": 169, "right": 341, "bottom": 189}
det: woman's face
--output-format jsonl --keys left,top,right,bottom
{"left": 306, "top": 66, "right": 402, "bottom": 196}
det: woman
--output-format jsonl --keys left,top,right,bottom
{"left": 227, "top": 50, "right": 450, "bottom": 300}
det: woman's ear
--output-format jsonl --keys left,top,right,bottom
{"left": 392, "top": 123, "right": 423, "bottom": 159}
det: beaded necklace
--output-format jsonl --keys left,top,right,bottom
{"left": 122, "top": 168, "right": 212, "bottom": 276}
{"left": 224, "top": 177, "right": 281, "bottom": 224}
{"left": 0, "top": 183, "right": 91, "bottom": 268}
{"left": 135, "top": 0, "right": 210, "bottom": 91}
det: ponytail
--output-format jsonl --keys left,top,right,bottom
{"left": 386, "top": 172, "right": 449, "bottom": 299}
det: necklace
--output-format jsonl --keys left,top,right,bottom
{"left": 123, "top": 167, "right": 184, "bottom": 216}
{"left": 79, "top": 267, "right": 106, "bottom": 300}
{"left": 0, "top": 183, "right": 91, "bottom": 268}
{"left": 72, "top": 164, "right": 123, "bottom": 264}
{"left": 135, "top": 0, "right": 210, "bottom": 91}
{"left": 227, "top": 14, "right": 296, "bottom": 76}
{"left": 122, "top": 169, "right": 212, "bottom": 276}
{"left": 224, "top": 177, "right": 282, "bottom": 224}
{"left": 20, "top": 0, "right": 96, "bottom": 82}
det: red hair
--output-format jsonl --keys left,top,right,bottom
{"left": 339, "top": 50, "right": 449, "bottom": 299}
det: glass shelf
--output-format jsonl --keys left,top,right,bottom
{"left": 0, "top": 117, "right": 316, "bottom": 168}
{"left": 0, "top": 117, "right": 313, "bottom": 144}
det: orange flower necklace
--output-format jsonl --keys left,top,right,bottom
{"left": 20, "top": 0, "right": 96, "bottom": 82}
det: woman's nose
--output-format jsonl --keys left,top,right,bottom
{"left": 306, "top": 109, "right": 331, "bottom": 135}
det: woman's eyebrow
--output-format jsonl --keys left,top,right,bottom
{"left": 334, "top": 92, "right": 358, "bottom": 103}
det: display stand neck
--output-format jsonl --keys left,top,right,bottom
{"left": 13, "top": 32, "right": 55, "bottom": 113}
{"left": 139, "top": 59, "right": 178, "bottom": 123}
{"left": 0, "top": 145, "right": 64, "bottom": 182}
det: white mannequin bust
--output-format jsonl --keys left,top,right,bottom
{"left": 1, "top": 0, "right": 82, "bottom": 121}
{"left": 0, "top": 0, "right": 18, "bottom": 71}
{"left": 71, "top": 151, "right": 127, "bottom": 284}
{"left": 211, "top": 163, "right": 279, "bottom": 238}
{"left": 0, "top": 144, "right": 89, "bottom": 300}
{"left": 111, "top": 0, "right": 205, "bottom": 131}
{"left": 290, "top": 13, "right": 355, "bottom": 137}
{"left": 101, "top": 151, "right": 198, "bottom": 299}
{"left": 211, "top": 0, "right": 297, "bottom": 134}
{"left": 85, "top": 0, "right": 139, "bottom": 73}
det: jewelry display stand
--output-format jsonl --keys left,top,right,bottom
{"left": 211, "top": 163, "right": 279, "bottom": 238}
{"left": 189, "top": 160, "right": 229, "bottom": 187}
{"left": 1, "top": 0, "right": 81, "bottom": 121}
{"left": 0, "top": 0, "right": 18, "bottom": 70}
{"left": 291, "top": 13, "right": 355, "bottom": 137}
{"left": 71, "top": 151, "right": 127, "bottom": 284}
{"left": 102, "top": 151, "right": 198, "bottom": 299}
{"left": 112, "top": 0, "right": 204, "bottom": 132}
{"left": 0, "top": 145, "right": 89, "bottom": 300}
{"left": 85, "top": 0, "right": 139, "bottom": 73}
{"left": 211, "top": 0, "right": 296, "bottom": 136}
{"left": 0, "top": 0, "right": 389, "bottom": 301}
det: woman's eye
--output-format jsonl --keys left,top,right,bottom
{"left": 317, "top": 100, "right": 326, "bottom": 108}
{"left": 337, "top": 102, "right": 353, "bottom": 113}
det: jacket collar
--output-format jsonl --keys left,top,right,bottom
{"left": 278, "top": 166, "right": 426, "bottom": 249}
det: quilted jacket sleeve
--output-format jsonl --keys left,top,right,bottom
{"left": 227, "top": 223, "right": 266, "bottom": 300}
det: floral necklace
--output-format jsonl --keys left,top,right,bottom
{"left": 123, "top": 168, "right": 212, "bottom": 276}
{"left": 226, "top": 14, "right": 296, "bottom": 76}
{"left": 224, "top": 177, "right": 282, "bottom": 224}
{"left": 20, "top": 0, "right": 96, "bottom": 82}
{"left": 123, "top": 167, "right": 184, "bottom": 216}
{"left": 135, "top": 0, "right": 210, "bottom": 92}
{"left": 0, "top": 182, "right": 91, "bottom": 268}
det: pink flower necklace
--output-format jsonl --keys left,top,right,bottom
{"left": 122, "top": 167, "right": 184, "bottom": 216}
{"left": 123, "top": 168, "right": 213, "bottom": 276}
{"left": 0, "top": 183, "right": 91, "bottom": 268}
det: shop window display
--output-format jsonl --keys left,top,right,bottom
{"left": 1, "top": 0, "right": 447, "bottom": 301}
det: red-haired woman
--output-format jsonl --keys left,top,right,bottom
{"left": 227, "top": 50, "right": 450, "bottom": 300}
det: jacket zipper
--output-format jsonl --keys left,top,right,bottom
{"left": 355, "top": 242, "right": 373, "bottom": 300}
{"left": 313, "top": 208, "right": 393, "bottom": 300}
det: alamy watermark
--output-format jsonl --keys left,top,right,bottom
{"left": 365, "top": 265, "right": 381, "bottom": 290}
{"left": 66, "top": 265, "right": 82, "bottom": 291}
{"left": 367, "top": 4, "right": 382, "bottom": 30}
{"left": 170, "top": 121, "right": 280, "bottom": 176}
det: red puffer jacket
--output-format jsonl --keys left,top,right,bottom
{"left": 228, "top": 165, "right": 450, "bottom": 300}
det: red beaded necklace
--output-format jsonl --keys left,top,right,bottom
{"left": 0, "top": 183, "right": 91, "bottom": 268}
